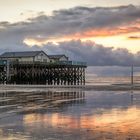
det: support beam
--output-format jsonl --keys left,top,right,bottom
{"left": 1, "top": 62, "right": 86, "bottom": 85}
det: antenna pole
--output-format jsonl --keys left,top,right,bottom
{"left": 131, "top": 65, "right": 134, "bottom": 88}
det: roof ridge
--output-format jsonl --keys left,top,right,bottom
{"left": 3, "top": 50, "right": 42, "bottom": 53}
{"left": 48, "top": 54, "right": 66, "bottom": 56}
{"left": 0, "top": 50, "right": 45, "bottom": 58}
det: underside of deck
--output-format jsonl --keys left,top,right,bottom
{"left": 0, "top": 61, "right": 86, "bottom": 85}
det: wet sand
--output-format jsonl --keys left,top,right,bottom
{"left": 0, "top": 84, "right": 139, "bottom": 92}
{"left": 0, "top": 90, "right": 140, "bottom": 140}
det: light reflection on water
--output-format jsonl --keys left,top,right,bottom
{"left": 0, "top": 90, "right": 140, "bottom": 139}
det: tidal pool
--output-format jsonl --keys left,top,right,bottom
{"left": 0, "top": 90, "right": 140, "bottom": 140}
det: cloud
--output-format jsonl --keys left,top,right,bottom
{"left": 0, "top": 5, "right": 140, "bottom": 66}
{"left": 25, "top": 4, "right": 140, "bottom": 39}
{"left": 0, "top": 5, "right": 140, "bottom": 43}
{"left": 0, "top": 37, "right": 140, "bottom": 66}
{"left": 31, "top": 39, "right": 140, "bottom": 66}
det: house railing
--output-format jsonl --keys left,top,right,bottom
{"left": 8, "top": 60, "right": 87, "bottom": 66}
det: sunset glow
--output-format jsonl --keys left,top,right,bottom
{"left": 23, "top": 107, "right": 140, "bottom": 136}
{"left": 0, "top": 0, "right": 140, "bottom": 65}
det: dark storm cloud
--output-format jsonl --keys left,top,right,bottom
{"left": 37, "top": 40, "right": 140, "bottom": 66}
{"left": 0, "top": 4, "right": 140, "bottom": 37}
{"left": 54, "top": 4, "right": 140, "bottom": 29}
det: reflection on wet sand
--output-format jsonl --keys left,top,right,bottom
{"left": 0, "top": 129, "right": 31, "bottom": 140}
{"left": 23, "top": 107, "right": 140, "bottom": 139}
{"left": 0, "top": 90, "right": 140, "bottom": 139}
{"left": 0, "top": 90, "right": 85, "bottom": 140}
{"left": 0, "top": 90, "right": 85, "bottom": 118}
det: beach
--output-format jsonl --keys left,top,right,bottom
{"left": 0, "top": 87, "right": 140, "bottom": 139}
{"left": 0, "top": 67, "right": 140, "bottom": 139}
{"left": 0, "top": 83, "right": 139, "bottom": 92}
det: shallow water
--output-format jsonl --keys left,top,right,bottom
{"left": 0, "top": 90, "right": 140, "bottom": 140}
{"left": 86, "top": 66, "right": 140, "bottom": 85}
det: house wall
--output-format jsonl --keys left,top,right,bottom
{"left": 49, "top": 56, "right": 68, "bottom": 62}
{"left": 34, "top": 52, "right": 50, "bottom": 62}
{"left": 0, "top": 53, "right": 50, "bottom": 62}
{"left": 50, "top": 59, "right": 55, "bottom": 63}
{"left": 59, "top": 56, "right": 68, "bottom": 61}
{"left": 18, "top": 57, "right": 33, "bottom": 62}
{"left": 0, "top": 52, "right": 69, "bottom": 63}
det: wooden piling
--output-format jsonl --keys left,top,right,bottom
{"left": 0, "top": 61, "right": 86, "bottom": 85}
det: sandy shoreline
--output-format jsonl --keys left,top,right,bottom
{"left": 0, "top": 84, "right": 139, "bottom": 92}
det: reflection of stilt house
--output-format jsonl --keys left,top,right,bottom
{"left": 0, "top": 51, "right": 86, "bottom": 85}
{"left": 0, "top": 90, "right": 85, "bottom": 117}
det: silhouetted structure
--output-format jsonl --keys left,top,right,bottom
{"left": 0, "top": 51, "right": 86, "bottom": 85}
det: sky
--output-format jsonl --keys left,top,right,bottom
{"left": 0, "top": 0, "right": 140, "bottom": 65}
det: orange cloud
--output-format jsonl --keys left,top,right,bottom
{"left": 23, "top": 20, "right": 140, "bottom": 48}
{"left": 68, "top": 27, "right": 140, "bottom": 39}
{"left": 23, "top": 22, "right": 140, "bottom": 46}
{"left": 24, "top": 27, "right": 140, "bottom": 47}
